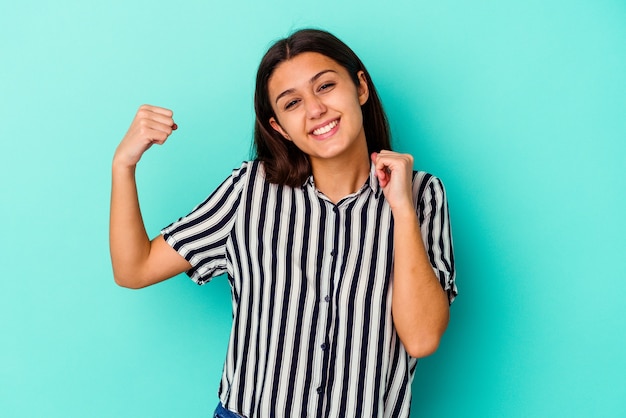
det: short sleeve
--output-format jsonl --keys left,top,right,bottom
{"left": 161, "top": 162, "right": 249, "bottom": 284}
{"left": 414, "top": 173, "right": 457, "bottom": 304}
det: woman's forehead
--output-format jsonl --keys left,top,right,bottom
{"left": 268, "top": 52, "right": 346, "bottom": 96}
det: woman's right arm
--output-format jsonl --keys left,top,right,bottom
{"left": 109, "top": 105, "right": 192, "bottom": 289}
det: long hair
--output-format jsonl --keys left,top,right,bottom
{"left": 254, "top": 29, "right": 392, "bottom": 187}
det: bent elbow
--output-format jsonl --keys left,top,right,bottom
{"left": 113, "top": 272, "right": 147, "bottom": 289}
{"left": 404, "top": 334, "right": 443, "bottom": 358}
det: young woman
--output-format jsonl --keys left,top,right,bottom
{"left": 110, "top": 29, "right": 456, "bottom": 418}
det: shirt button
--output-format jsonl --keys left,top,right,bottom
{"left": 321, "top": 343, "right": 328, "bottom": 350}
{"left": 324, "top": 295, "right": 330, "bottom": 302}
{"left": 330, "top": 249, "right": 337, "bottom": 257}
{"left": 316, "top": 387, "right": 323, "bottom": 394}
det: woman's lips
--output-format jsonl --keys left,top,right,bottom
{"left": 310, "top": 119, "right": 339, "bottom": 139}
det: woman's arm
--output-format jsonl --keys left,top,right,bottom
{"left": 109, "top": 105, "right": 191, "bottom": 289}
{"left": 372, "top": 151, "right": 450, "bottom": 358}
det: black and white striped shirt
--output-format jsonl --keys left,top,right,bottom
{"left": 162, "top": 160, "right": 456, "bottom": 418}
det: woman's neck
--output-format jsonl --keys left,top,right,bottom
{"left": 310, "top": 150, "right": 371, "bottom": 204}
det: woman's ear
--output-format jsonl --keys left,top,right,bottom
{"left": 269, "top": 117, "right": 291, "bottom": 141}
{"left": 357, "top": 71, "right": 369, "bottom": 106}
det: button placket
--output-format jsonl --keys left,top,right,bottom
{"left": 314, "top": 202, "right": 342, "bottom": 403}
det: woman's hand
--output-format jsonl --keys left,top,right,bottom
{"left": 371, "top": 150, "right": 415, "bottom": 213}
{"left": 113, "top": 104, "right": 177, "bottom": 168}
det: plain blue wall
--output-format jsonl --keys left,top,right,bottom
{"left": 1, "top": 0, "right": 624, "bottom": 417}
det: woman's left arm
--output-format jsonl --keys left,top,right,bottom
{"left": 372, "top": 151, "right": 451, "bottom": 358}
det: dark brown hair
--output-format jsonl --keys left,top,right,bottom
{"left": 253, "top": 29, "right": 392, "bottom": 187}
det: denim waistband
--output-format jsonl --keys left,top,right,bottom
{"left": 213, "top": 402, "right": 246, "bottom": 418}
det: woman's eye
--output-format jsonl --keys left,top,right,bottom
{"left": 285, "top": 99, "right": 299, "bottom": 110}
{"left": 319, "top": 82, "right": 335, "bottom": 91}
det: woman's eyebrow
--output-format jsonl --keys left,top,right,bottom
{"left": 275, "top": 69, "right": 338, "bottom": 104}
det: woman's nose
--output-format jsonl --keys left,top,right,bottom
{"left": 305, "top": 96, "right": 326, "bottom": 119}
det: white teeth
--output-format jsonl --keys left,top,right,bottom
{"left": 312, "top": 120, "right": 338, "bottom": 136}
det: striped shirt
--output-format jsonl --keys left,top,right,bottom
{"left": 162, "top": 160, "right": 456, "bottom": 418}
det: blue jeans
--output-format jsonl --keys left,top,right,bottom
{"left": 213, "top": 402, "right": 245, "bottom": 418}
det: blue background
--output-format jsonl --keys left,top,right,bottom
{"left": 1, "top": 0, "right": 625, "bottom": 416}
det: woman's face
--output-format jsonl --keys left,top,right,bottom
{"left": 268, "top": 52, "right": 369, "bottom": 167}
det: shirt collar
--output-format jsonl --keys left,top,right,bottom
{"left": 302, "top": 162, "right": 382, "bottom": 199}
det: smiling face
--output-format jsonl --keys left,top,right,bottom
{"left": 268, "top": 52, "right": 370, "bottom": 168}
